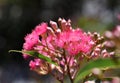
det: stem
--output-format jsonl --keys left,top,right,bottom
{"left": 67, "top": 63, "right": 74, "bottom": 83}
{"left": 60, "top": 80, "right": 64, "bottom": 83}
{"left": 63, "top": 50, "right": 74, "bottom": 83}
{"left": 38, "top": 41, "right": 63, "bottom": 54}
{"left": 51, "top": 72, "right": 64, "bottom": 83}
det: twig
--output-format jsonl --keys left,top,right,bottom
{"left": 63, "top": 50, "right": 74, "bottom": 83}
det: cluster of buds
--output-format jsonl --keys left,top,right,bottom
{"left": 87, "top": 32, "right": 115, "bottom": 59}
{"left": 22, "top": 18, "right": 114, "bottom": 82}
{"left": 104, "top": 25, "right": 120, "bottom": 54}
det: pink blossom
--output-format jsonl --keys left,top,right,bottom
{"left": 56, "top": 28, "right": 93, "bottom": 55}
{"left": 79, "top": 40, "right": 93, "bottom": 53}
{"left": 34, "top": 23, "right": 47, "bottom": 35}
{"left": 42, "top": 35, "right": 55, "bottom": 50}
{"left": 34, "top": 35, "right": 55, "bottom": 57}
{"left": 23, "top": 32, "right": 39, "bottom": 50}
{"left": 67, "top": 41, "right": 80, "bottom": 55}
{"left": 29, "top": 59, "right": 41, "bottom": 70}
{"left": 68, "top": 29, "right": 83, "bottom": 41}
{"left": 29, "top": 60, "right": 36, "bottom": 70}
{"left": 56, "top": 31, "right": 70, "bottom": 48}
{"left": 22, "top": 54, "right": 29, "bottom": 59}
{"left": 22, "top": 23, "right": 48, "bottom": 58}
{"left": 23, "top": 19, "right": 94, "bottom": 58}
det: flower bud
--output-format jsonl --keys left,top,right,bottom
{"left": 94, "top": 48, "right": 101, "bottom": 54}
{"left": 84, "top": 80, "right": 95, "bottom": 83}
{"left": 101, "top": 49, "right": 109, "bottom": 57}
{"left": 93, "top": 32, "right": 100, "bottom": 40}
{"left": 92, "top": 68, "right": 101, "bottom": 75}
{"left": 104, "top": 31, "right": 113, "bottom": 39}
{"left": 109, "top": 52, "right": 115, "bottom": 56}
{"left": 104, "top": 41, "right": 115, "bottom": 48}
{"left": 50, "top": 20, "right": 58, "bottom": 31}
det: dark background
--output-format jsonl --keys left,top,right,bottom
{"left": 0, "top": 0, "right": 120, "bottom": 83}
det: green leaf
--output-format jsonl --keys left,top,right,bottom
{"left": 9, "top": 50, "right": 57, "bottom": 65}
{"left": 9, "top": 50, "right": 23, "bottom": 53}
{"left": 74, "top": 58, "right": 120, "bottom": 83}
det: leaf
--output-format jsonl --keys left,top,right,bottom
{"left": 74, "top": 58, "right": 120, "bottom": 83}
{"left": 9, "top": 50, "right": 23, "bottom": 53}
{"left": 9, "top": 50, "right": 57, "bottom": 65}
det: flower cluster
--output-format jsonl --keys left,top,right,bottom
{"left": 22, "top": 18, "right": 114, "bottom": 83}
{"left": 104, "top": 25, "right": 120, "bottom": 49}
{"left": 88, "top": 32, "right": 115, "bottom": 58}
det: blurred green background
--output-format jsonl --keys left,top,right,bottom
{"left": 0, "top": 0, "right": 120, "bottom": 83}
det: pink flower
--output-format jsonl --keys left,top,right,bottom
{"left": 56, "top": 31, "right": 70, "bottom": 48}
{"left": 22, "top": 54, "right": 29, "bottom": 59}
{"left": 55, "top": 28, "right": 93, "bottom": 56}
{"left": 29, "top": 59, "right": 42, "bottom": 70}
{"left": 34, "top": 35, "right": 55, "bottom": 57}
{"left": 23, "top": 32, "right": 39, "bottom": 50}
{"left": 42, "top": 35, "right": 55, "bottom": 50}
{"left": 79, "top": 36, "right": 93, "bottom": 53}
{"left": 67, "top": 41, "right": 80, "bottom": 55}
{"left": 22, "top": 23, "right": 48, "bottom": 58}
{"left": 29, "top": 60, "right": 36, "bottom": 70}
{"left": 68, "top": 29, "right": 83, "bottom": 41}
{"left": 34, "top": 23, "right": 47, "bottom": 35}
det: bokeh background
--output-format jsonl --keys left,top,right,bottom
{"left": 0, "top": 0, "right": 120, "bottom": 83}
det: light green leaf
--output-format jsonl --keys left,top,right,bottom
{"left": 9, "top": 50, "right": 23, "bottom": 53}
{"left": 75, "top": 58, "right": 120, "bottom": 83}
{"left": 9, "top": 50, "right": 57, "bottom": 65}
